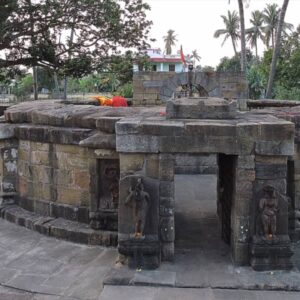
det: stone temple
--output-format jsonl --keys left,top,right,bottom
{"left": 1, "top": 88, "right": 300, "bottom": 272}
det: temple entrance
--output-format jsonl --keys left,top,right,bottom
{"left": 174, "top": 154, "right": 236, "bottom": 265}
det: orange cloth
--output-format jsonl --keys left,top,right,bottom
{"left": 111, "top": 96, "right": 128, "bottom": 107}
{"left": 93, "top": 95, "right": 128, "bottom": 107}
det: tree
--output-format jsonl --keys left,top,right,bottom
{"left": 0, "top": 0, "right": 152, "bottom": 74}
{"left": 246, "top": 10, "right": 264, "bottom": 58}
{"left": 214, "top": 11, "right": 240, "bottom": 56}
{"left": 191, "top": 49, "right": 201, "bottom": 67}
{"left": 163, "top": 30, "right": 177, "bottom": 55}
{"left": 237, "top": 0, "right": 247, "bottom": 73}
{"left": 262, "top": 3, "right": 293, "bottom": 49}
{"left": 263, "top": 3, "right": 280, "bottom": 49}
{"left": 266, "top": 0, "right": 290, "bottom": 98}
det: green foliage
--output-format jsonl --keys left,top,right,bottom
{"left": 216, "top": 50, "right": 255, "bottom": 72}
{"left": 114, "top": 83, "right": 133, "bottom": 98}
{"left": 216, "top": 56, "right": 240, "bottom": 72}
{"left": 0, "top": 0, "right": 152, "bottom": 78}
{"left": 274, "top": 86, "right": 300, "bottom": 100}
{"left": 163, "top": 30, "right": 177, "bottom": 55}
{"left": 214, "top": 10, "right": 240, "bottom": 55}
{"left": 13, "top": 74, "right": 33, "bottom": 97}
{"left": 201, "top": 66, "right": 215, "bottom": 72}
{"left": 246, "top": 62, "right": 265, "bottom": 99}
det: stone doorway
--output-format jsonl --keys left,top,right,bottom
{"left": 174, "top": 153, "right": 236, "bottom": 264}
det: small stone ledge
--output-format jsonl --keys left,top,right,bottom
{"left": 0, "top": 204, "right": 117, "bottom": 247}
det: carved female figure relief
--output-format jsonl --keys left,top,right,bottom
{"left": 125, "top": 178, "right": 150, "bottom": 238}
{"left": 259, "top": 186, "right": 279, "bottom": 240}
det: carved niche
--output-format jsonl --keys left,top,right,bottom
{"left": 90, "top": 159, "right": 120, "bottom": 230}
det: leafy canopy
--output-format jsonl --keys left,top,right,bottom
{"left": 0, "top": 0, "right": 152, "bottom": 77}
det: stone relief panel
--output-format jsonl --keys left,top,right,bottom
{"left": 89, "top": 159, "right": 120, "bottom": 231}
{"left": 124, "top": 177, "right": 150, "bottom": 238}
{"left": 118, "top": 175, "right": 159, "bottom": 240}
{"left": 99, "top": 160, "right": 120, "bottom": 210}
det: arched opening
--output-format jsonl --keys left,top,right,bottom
{"left": 174, "top": 84, "right": 209, "bottom": 98}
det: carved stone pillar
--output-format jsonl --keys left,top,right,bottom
{"left": 250, "top": 156, "right": 293, "bottom": 271}
{"left": 118, "top": 160, "right": 160, "bottom": 269}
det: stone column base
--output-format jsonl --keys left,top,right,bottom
{"left": 118, "top": 237, "right": 160, "bottom": 270}
{"left": 250, "top": 235, "right": 293, "bottom": 271}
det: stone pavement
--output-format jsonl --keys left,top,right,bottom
{"left": 1, "top": 218, "right": 300, "bottom": 300}
{"left": 0, "top": 218, "right": 117, "bottom": 300}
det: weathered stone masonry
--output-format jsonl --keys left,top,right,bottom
{"left": 0, "top": 99, "right": 300, "bottom": 271}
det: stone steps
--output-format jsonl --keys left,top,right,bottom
{"left": 0, "top": 204, "right": 118, "bottom": 247}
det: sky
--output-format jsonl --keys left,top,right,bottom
{"left": 145, "top": 0, "right": 300, "bottom": 67}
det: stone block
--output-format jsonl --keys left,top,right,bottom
{"left": 18, "top": 160, "right": 30, "bottom": 178}
{"left": 55, "top": 152, "right": 89, "bottom": 170}
{"left": 160, "top": 216, "right": 175, "bottom": 242}
{"left": 53, "top": 169, "right": 73, "bottom": 186}
{"left": 232, "top": 216, "right": 250, "bottom": 243}
{"left": 260, "top": 122, "right": 294, "bottom": 140}
{"left": 159, "top": 154, "right": 174, "bottom": 181}
{"left": 0, "top": 124, "right": 16, "bottom": 139}
{"left": 236, "top": 169, "right": 256, "bottom": 182}
{"left": 94, "top": 149, "right": 119, "bottom": 159}
{"left": 116, "top": 134, "right": 160, "bottom": 153}
{"left": 255, "top": 140, "right": 294, "bottom": 156}
{"left": 19, "top": 140, "right": 30, "bottom": 151}
{"left": 255, "top": 163, "right": 287, "bottom": 180}
{"left": 31, "top": 165, "right": 53, "bottom": 184}
{"left": 34, "top": 199, "right": 50, "bottom": 216}
{"left": 31, "top": 151, "right": 50, "bottom": 165}
{"left": 55, "top": 144, "right": 85, "bottom": 155}
{"left": 161, "top": 242, "right": 174, "bottom": 261}
{"left": 159, "top": 197, "right": 174, "bottom": 217}
{"left": 175, "top": 154, "right": 217, "bottom": 167}
{"left": 159, "top": 136, "right": 238, "bottom": 155}
{"left": 255, "top": 155, "right": 287, "bottom": 165}
{"left": 120, "top": 153, "right": 145, "bottom": 173}
{"left": 235, "top": 181, "right": 253, "bottom": 202}
{"left": 145, "top": 155, "right": 159, "bottom": 179}
{"left": 237, "top": 155, "right": 255, "bottom": 170}
{"left": 166, "top": 97, "right": 237, "bottom": 119}
{"left": 95, "top": 117, "right": 121, "bottom": 133}
{"left": 18, "top": 177, "right": 28, "bottom": 198}
{"left": 57, "top": 187, "right": 90, "bottom": 206}
{"left": 18, "top": 149, "right": 29, "bottom": 161}
{"left": 31, "top": 142, "right": 49, "bottom": 152}
{"left": 73, "top": 170, "right": 90, "bottom": 189}
{"left": 232, "top": 242, "right": 249, "bottom": 266}
{"left": 159, "top": 181, "right": 174, "bottom": 198}
{"left": 234, "top": 195, "right": 252, "bottom": 216}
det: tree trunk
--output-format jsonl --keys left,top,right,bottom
{"left": 266, "top": 0, "right": 289, "bottom": 98}
{"left": 33, "top": 66, "right": 38, "bottom": 100}
{"left": 231, "top": 37, "right": 238, "bottom": 56}
{"left": 238, "top": 0, "right": 247, "bottom": 73}
{"left": 255, "top": 40, "right": 258, "bottom": 59}
{"left": 63, "top": 26, "right": 75, "bottom": 100}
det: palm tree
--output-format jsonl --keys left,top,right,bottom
{"left": 191, "top": 49, "right": 201, "bottom": 67}
{"left": 262, "top": 3, "right": 293, "bottom": 50}
{"left": 163, "top": 30, "right": 177, "bottom": 55}
{"left": 262, "top": 3, "right": 280, "bottom": 49}
{"left": 246, "top": 10, "right": 264, "bottom": 58}
{"left": 266, "top": 0, "right": 290, "bottom": 98}
{"left": 214, "top": 10, "right": 240, "bottom": 56}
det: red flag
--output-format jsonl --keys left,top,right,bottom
{"left": 180, "top": 45, "right": 186, "bottom": 67}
